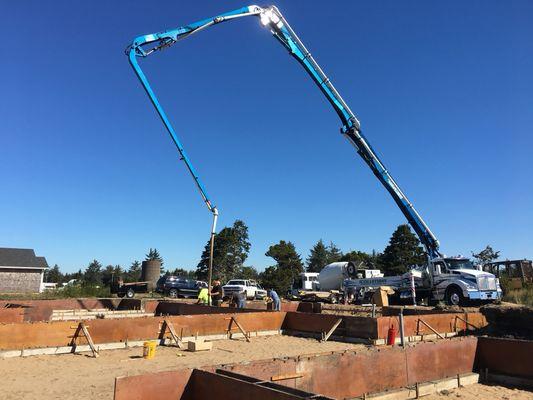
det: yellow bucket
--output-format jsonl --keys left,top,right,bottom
{"left": 143, "top": 341, "right": 157, "bottom": 359}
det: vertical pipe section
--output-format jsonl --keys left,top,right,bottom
{"left": 208, "top": 209, "right": 219, "bottom": 305}
{"left": 399, "top": 309, "right": 405, "bottom": 348}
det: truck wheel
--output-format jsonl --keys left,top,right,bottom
{"left": 125, "top": 288, "right": 135, "bottom": 299}
{"left": 117, "top": 293, "right": 125, "bottom": 298}
{"left": 169, "top": 288, "right": 178, "bottom": 298}
{"left": 445, "top": 286, "right": 464, "bottom": 306}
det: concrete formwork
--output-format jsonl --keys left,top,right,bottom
{"left": 0, "top": 309, "right": 489, "bottom": 355}
{"left": 282, "top": 311, "right": 486, "bottom": 340}
{"left": 376, "top": 312, "right": 487, "bottom": 338}
{"left": 0, "top": 311, "right": 286, "bottom": 351}
{"left": 0, "top": 298, "right": 144, "bottom": 322}
{"left": 475, "top": 336, "right": 533, "bottom": 379}
{"left": 114, "top": 337, "right": 479, "bottom": 400}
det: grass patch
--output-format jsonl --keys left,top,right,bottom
{"left": 0, "top": 286, "right": 166, "bottom": 301}
{"left": 503, "top": 286, "right": 533, "bottom": 306}
{"left": 0, "top": 285, "right": 111, "bottom": 301}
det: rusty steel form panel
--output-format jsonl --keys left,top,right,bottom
{"left": 114, "top": 337, "right": 481, "bottom": 400}
{"left": 294, "top": 347, "right": 408, "bottom": 398}
{"left": 154, "top": 301, "right": 263, "bottom": 315}
{"left": 476, "top": 337, "right": 533, "bottom": 379}
{"left": 343, "top": 316, "right": 378, "bottom": 338}
{"left": 376, "top": 312, "right": 487, "bottom": 339}
{"left": 184, "top": 370, "right": 317, "bottom": 400}
{"left": 282, "top": 311, "right": 346, "bottom": 334}
{"left": 0, "top": 298, "right": 147, "bottom": 322}
{"left": 222, "top": 337, "right": 477, "bottom": 398}
{"left": 114, "top": 369, "right": 193, "bottom": 400}
{"left": 0, "top": 311, "right": 285, "bottom": 350}
{"left": 0, "top": 308, "right": 25, "bottom": 323}
{"left": 405, "top": 336, "right": 478, "bottom": 385}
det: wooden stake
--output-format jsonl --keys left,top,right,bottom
{"left": 159, "top": 319, "right": 184, "bottom": 349}
{"left": 229, "top": 317, "right": 250, "bottom": 342}
{"left": 417, "top": 318, "right": 445, "bottom": 339}
{"left": 71, "top": 322, "right": 99, "bottom": 358}
{"left": 321, "top": 318, "right": 342, "bottom": 342}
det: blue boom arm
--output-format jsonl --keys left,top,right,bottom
{"left": 127, "top": 5, "right": 442, "bottom": 259}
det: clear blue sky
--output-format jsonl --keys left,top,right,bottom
{"left": 2, "top": 1, "right": 532, "bottom": 273}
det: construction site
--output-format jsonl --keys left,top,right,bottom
{"left": 1, "top": 297, "right": 532, "bottom": 399}
{"left": 2, "top": 2, "right": 532, "bottom": 400}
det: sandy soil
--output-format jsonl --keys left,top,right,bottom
{"left": 0, "top": 335, "right": 364, "bottom": 400}
{"left": 424, "top": 383, "right": 533, "bottom": 399}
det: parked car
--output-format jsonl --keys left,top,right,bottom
{"left": 158, "top": 276, "right": 206, "bottom": 298}
{"left": 222, "top": 279, "right": 267, "bottom": 300}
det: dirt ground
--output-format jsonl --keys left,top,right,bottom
{"left": 0, "top": 335, "right": 365, "bottom": 400}
{"left": 424, "top": 383, "right": 533, "bottom": 399}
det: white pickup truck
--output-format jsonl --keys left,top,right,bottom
{"left": 222, "top": 279, "right": 267, "bottom": 300}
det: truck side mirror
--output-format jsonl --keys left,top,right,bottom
{"left": 434, "top": 265, "right": 441, "bottom": 275}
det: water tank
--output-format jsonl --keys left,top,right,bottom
{"left": 141, "top": 260, "right": 161, "bottom": 291}
{"left": 318, "top": 261, "right": 358, "bottom": 291}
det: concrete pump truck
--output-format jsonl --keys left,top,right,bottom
{"left": 126, "top": 5, "right": 502, "bottom": 306}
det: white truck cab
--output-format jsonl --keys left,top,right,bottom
{"left": 222, "top": 279, "right": 267, "bottom": 300}
{"left": 427, "top": 257, "right": 502, "bottom": 305}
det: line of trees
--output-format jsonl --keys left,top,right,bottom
{"left": 44, "top": 248, "right": 163, "bottom": 287}
{"left": 44, "top": 219, "right": 501, "bottom": 296}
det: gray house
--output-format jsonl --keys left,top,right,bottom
{"left": 0, "top": 248, "right": 49, "bottom": 293}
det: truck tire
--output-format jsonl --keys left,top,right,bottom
{"left": 169, "top": 288, "right": 178, "bottom": 298}
{"left": 445, "top": 286, "right": 464, "bottom": 306}
{"left": 125, "top": 288, "right": 135, "bottom": 299}
{"left": 117, "top": 293, "right": 125, "bottom": 298}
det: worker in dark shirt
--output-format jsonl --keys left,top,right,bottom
{"left": 211, "top": 280, "right": 223, "bottom": 306}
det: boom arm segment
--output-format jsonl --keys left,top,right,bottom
{"left": 126, "top": 5, "right": 442, "bottom": 259}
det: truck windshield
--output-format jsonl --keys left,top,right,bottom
{"left": 227, "top": 280, "right": 245, "bottom": 285}
{"left": 446, "top": 259, "right": 475, "bottom": 270}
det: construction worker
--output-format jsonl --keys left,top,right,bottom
{"left": 235, "top": 289, "right": 247, "bottom": 309}
{"left": 267, "top": 288, "right": 281, "bottom": 311}
{"left": 211, "top": 280, "right": 223, "bottom": 306}
{"left": 197, "top": 283, "right": 209, "bottom": 305}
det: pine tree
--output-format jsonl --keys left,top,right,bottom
{"left": 339, "top": 250, "right": 372, "bottom": 266}
{"left": 145, "top": 248, "right": 164, "bottom": 273}
{"left": 145, "top": 248, "right": 163, "bottom": 263}
{"left": 380, "top": 225, "right": 426, "bottom": 275}
{"left": 326, "top": 241, "right": 343, "bottom": 264}
{"left": 196, "top": 220, "right": 251, "bottom": 282}
{"left": 260, "top": 240, "right": 304, "bottom": 294}
{"left": 127, "top": 260, "right": 142, "bottom": 282}
{"left": 306, "top": 240, "right": 329, "bottom": 272}
{"left": 45, "top": 264, "right": 62, "bottom": 283}
{"left": 102, "top": 265, "right": 115, "bottom": 286}
{"left": 83, "top": 259, "right": 103, "bottom": 285}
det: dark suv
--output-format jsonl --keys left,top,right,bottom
{"left": 157, "top": 276, "right": 205, "bottom": 298}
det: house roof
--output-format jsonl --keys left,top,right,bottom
{"left": 0, "top": 248, "right": 48, "bottom": 269}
